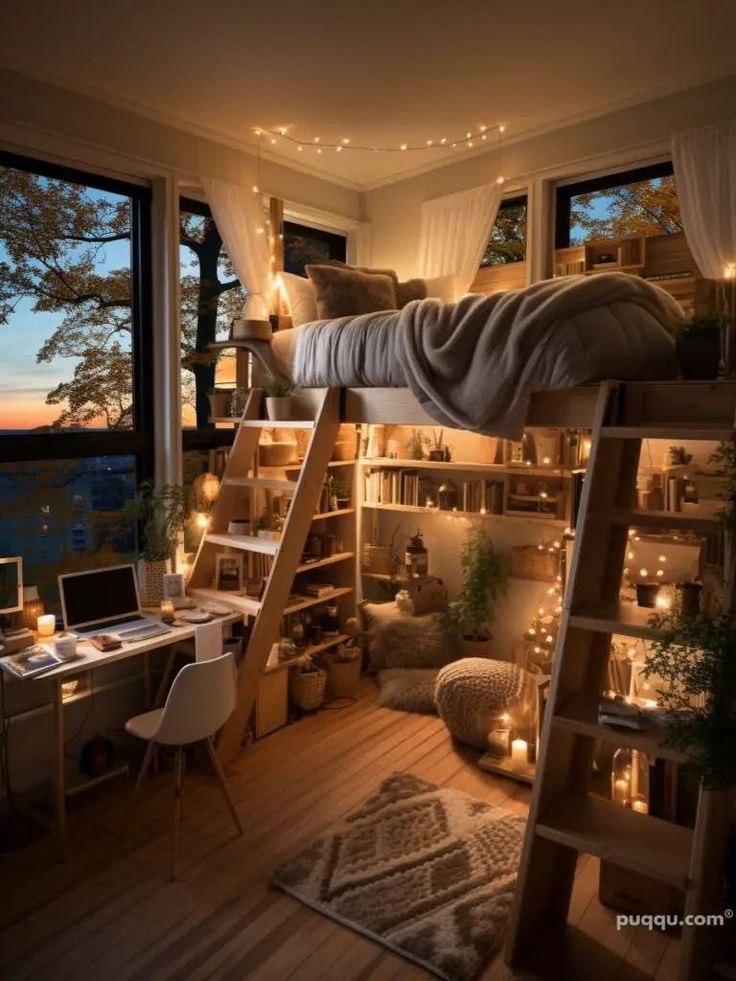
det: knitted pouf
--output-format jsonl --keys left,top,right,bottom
{"left": 434, "top": 657, "right": 528, "bottom": 749}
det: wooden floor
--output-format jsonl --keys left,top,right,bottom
{"left": 0, "top": 678, "right": 680, "bottom": 981}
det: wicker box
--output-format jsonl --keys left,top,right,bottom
{"left": 510, "top": 545, "right": 558, "bottom": 582}
{"left": 362, "top": 544, "right": 394, "bottom": 576}
{"left": 321, "top": 647, "right": 362, "bottom": 699}
{"left": 289, "top": 665, "right": 326, "bottom": 711}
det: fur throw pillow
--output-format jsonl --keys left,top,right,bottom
{"left": 324, "top": 260, "right": 428, "bottom": 309}
{"left": 360, "top": 601, "right": 452, "bottom": 671}
{"left": 305, "top": 264, "right": 397, "bottom": 319}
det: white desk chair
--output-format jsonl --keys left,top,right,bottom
{"left": 125, "top": 652, "right": 243, "bottom": 878}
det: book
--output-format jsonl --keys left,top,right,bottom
{"left": 0, "top": 644, "right": 66, "bottom": 679}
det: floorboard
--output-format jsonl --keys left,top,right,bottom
{"left": 0, "top": 677, "right": 681, "bottom": 980}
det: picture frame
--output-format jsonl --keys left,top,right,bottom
{"left": 215, "top": 554, "right": 244, "bottom": 592}
{"left": 163, "top": 572, "right": 187, "bottom": 608}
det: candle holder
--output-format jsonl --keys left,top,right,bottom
{"left": 160, "top": 599, "right": 176, "bottom": 624}
{"left": 37, "top": 614, "right": 56, "bottom": 638}
{"left": 611, "top": 747, "right": 649, "bottom": 813}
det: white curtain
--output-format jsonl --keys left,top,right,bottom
{"left": 417, "top": 183, "right": 503, "bottom": 296}
{"left": 671, "top": 120, "right": 736, "bottom": 278}
{"left": 201, "top": 176, "right": 271, "bottom": 311}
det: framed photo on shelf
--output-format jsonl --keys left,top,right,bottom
{"left": 215, "top": 554, "right": 244, "bottom": 591}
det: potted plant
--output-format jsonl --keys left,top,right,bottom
{"left": 257, "top": 507, "right": 283, "bottom": 540}
{"left": 644, "top": 609, "right": 736, "bottom": 790}
{"left": 446, "top": 526, "right": 508, "bottom": 658}
{"left": 126, "top": 482, "right": 191, "bottom": 606}
{"left": 263, "top": 374, "right": 296, "bottom": 421}
{"left": 406, "top": 428, "right": 431, "bottom": 461}
{"left": 675, "top": 314, "right": 725, "bottom": 380}
{"left": 329, "top": 477, "right": 351, "bottom": 511}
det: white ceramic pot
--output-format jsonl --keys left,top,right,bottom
{"left": 137, "top": 558, "right": 168, "bottom": 607}
{"left": 265, "top": 396, "right": 295, "bottom": 421}
{"left": 53, "top": 633, "right": 78, "bottom": 660}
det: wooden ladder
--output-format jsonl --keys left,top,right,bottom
{"left": 187, "top": 387, "right": 341, "bottom": 763}
{"left": 506, "top": 380, "right": 735, "bottom": 980}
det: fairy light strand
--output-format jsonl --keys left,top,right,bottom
{"left": 254, "top": 122, "right": 507, "bottom": 154}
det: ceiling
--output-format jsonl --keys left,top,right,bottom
{"left": 2, "top": 0, "right": 735, "bottom": 189}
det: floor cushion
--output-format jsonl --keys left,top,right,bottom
{"left": 434, "top": 657, "right": 529, "bottom": 749}
{"left": 376, "top": 668, "right": 439, "bottom": 714}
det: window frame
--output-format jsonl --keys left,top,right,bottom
{"left": 0, "top": 150, "right": 154, "bottom": 477}
{"left": 554, "top": 160, "right": 675, "bottom": 249}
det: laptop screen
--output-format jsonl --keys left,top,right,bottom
{"left": 59, "top": 564, "right": 141, "bottom": 630}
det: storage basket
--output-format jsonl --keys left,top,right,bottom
{"left": 510, "top": 545, "right": 559, "bottom": 582}
{"left": 362, "top": 544, "right": 394, "bottom": 575}
{"left": 289, "top": 665, "right": 326, "bottom": 711}
{"left": 321, "top": 646, "right": 362, "bottom": 699}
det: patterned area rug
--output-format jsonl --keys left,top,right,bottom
{"left": 272, "top": 773, "right": 525, "bottom": 980}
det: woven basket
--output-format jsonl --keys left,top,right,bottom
{"left": 289, "top": 667, "right": 326, "bottom": 711}
{"left": 322, "top": 647, "right": 362, "bottom": 699}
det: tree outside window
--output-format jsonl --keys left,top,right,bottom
{"left": 480, "top": 196, "right": 527, "bottom": 267}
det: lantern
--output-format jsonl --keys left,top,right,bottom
{"left": 19, "top": 585, "right": 44, "bottom": 631}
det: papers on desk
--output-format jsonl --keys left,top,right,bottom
{"left": 0, "top": 644, "right": 70, "bottom": 679}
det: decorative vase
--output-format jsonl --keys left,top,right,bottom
{"left": 137, "top": 558, "right": 168, "bottom": 607}
{"left": 458, "top": 635, "right": 493, "bottom": 658}
{"left": 265, "top": 396, "right": 295, "bottom": 421}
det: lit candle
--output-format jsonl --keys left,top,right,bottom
{"left": 511, "top": 738, "right": 528, "bottom": 766}
{"left": 160, "top": 599, "right": 175, "bottom": 624}
{"left": 613, "top": 777, "right": 630, "bottom": 805}
{"left": 37, "top": 614, "right": 56, "bottom": 637}
{"left": 632, "top": 797, "right": 649, "bottom": 814}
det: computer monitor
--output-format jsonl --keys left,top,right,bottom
{"left": 59, "top": 564, "right": 142, "bottom": 631}
{"left": 0, "top": 557, "right": 23, "bottom": 616}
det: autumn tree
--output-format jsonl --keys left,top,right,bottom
{"left": 0, "top": 166, "right": 241, "bottom": 431}
{"left": 481, "top": 201, "right": 527, "bottom": 266}
{"left": 570, "top": 175, "right": 682, "bottom": 244}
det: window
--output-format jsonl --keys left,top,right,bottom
{"left": 555, "top": 162, "right": 681, "bottom": 248}
{"left": 283, "top": 221, "right": 346, "bottom": 276}
{"left": 179, "top": 198, "right": 245, "bottom": 444}
{"left": 0, "top": 152, "right": 152, "bottom": 611}
{"left": 481, "top": 195, "right": 528, "bottom": 266}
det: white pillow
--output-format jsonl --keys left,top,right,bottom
{"left": 281, "top": 272, "right": 319, "bottom": 327}
{"left": 423, "top": 274, "right": 457, "bottom": 303}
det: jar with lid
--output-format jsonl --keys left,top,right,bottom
{"left": 405, "top": 529, "right": 428, "bottom": 578}
{"left": 323, "top": 604, "right": 340, "bottom": 637}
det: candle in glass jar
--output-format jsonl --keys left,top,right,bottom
{"left": 631, "top": 797, "right": 649, "bottom": 814}
{"left": 511, "top": 738, "right": 528, "bottom": 766}
{"left": 37, "top": 614, "right": 56, "bottom": 637}
{"left": 613, "top": 777, "right": 630, "bottom": 805}
{"left": 160, "top": 599, "right": 175, "bottom": 624}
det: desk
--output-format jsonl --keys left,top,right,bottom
{"left": 1, "top": 612, "right": 239, "bottom": 847}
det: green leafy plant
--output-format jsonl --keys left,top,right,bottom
{"left": 710, "top": 440, "right": 736, "bottom": 529}
{"left": 676, "top": 313, "right": 726, "bottom": 337}
{"left": 125, "top": 482, "right": 191, "bottom": 563}
{"left": 446, "top": 527, "right": 508, "bottom": 641}
{"left": 644, "top": 610, "right": 736, "bottom": 790}
{"left": 263, "top": 373, "right": 293, "bottom": 398}
{"left": 329, "top": 477, "right": 351, "bottom": 503}
{"left": 668, "top": 445, "right": 693, "bottom": 467}
{"left": 406, "top": 428, "right": 431, "bottom": 460}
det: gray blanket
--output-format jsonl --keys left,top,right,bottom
{"left": 290, "top": 272, "right": 681, "bottom": 436}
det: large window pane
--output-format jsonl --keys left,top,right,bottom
{"left": 481, "top": 196, "right": 527, "bottom": 267}
{"left": 0, "top": 456, "right": 137, "bottom": 613}
{"left": 0, "top": 163, "right": 138, "bottom": 432}
{"left": 179, "top": 200, "right": 245, "bottom": 429}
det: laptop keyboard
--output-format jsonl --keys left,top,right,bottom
{"left": 121, "top": 623, "right": 172, "bottom": 641}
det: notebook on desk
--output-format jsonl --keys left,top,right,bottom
{"left": 58, "top": 565, "right": 171, "bottom": 642}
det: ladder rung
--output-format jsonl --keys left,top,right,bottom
{"left": 239, "top": 419, "right": 315, "bottom": 429}
{"left": 223, "top": 476, "right": 297, "bottom": 491}
{"left": 589, "top": 507, "right": 722, "bottom": 534}
{"left": 568, "top": 601, "right": 661, "bottom": 641}
{"left": 535, "top": 792, "right": 693, "bottom": 888}
{"left": 602, "top": 425, "right": 733, "bottom": 441}
{"left": 186, "top": 586, "right": 261, "bottom": 616}
{"left": 552, "top": 693, "right": 687, "bottom": 763}
{"left": 205, "top": 532, "right": 280, "bottom": 555}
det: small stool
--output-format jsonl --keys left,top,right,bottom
{"left": 434, "top": 657, "right": 529, "bottom": 749}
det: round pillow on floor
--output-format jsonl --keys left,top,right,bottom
{"left": 434, "top": 657, "right": 528, "bottom": 749}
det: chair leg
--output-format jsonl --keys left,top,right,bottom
{"left": 132, "top": 740, "right": 156, "bottom": 800}
{"left": 170, "top": 746, "right": 184, "bottom": 880}
{"left": 204, "top": 737, "right": 243, "bottom": 836}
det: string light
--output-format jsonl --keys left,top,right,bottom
{"left": 254, "top": 122, "right": 507, "bottom": 154}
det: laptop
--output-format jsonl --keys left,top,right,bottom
{"left": 59, "top": 564, "right": 171, "bottom": 641}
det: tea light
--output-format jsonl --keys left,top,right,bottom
{"left": 632, "top": 797, "right": 649, "bottom": 814}
{"left": 37, "top": 614, "right": 56, "bottom": 637}
{"left": 613, "top": 777, "right": 630, "bottom": 805}
{"left": 160, "top": 600, "right": 175, "bottom": 624}
{"left": 511, "top": 738, "right": 528, "bottom": 766}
